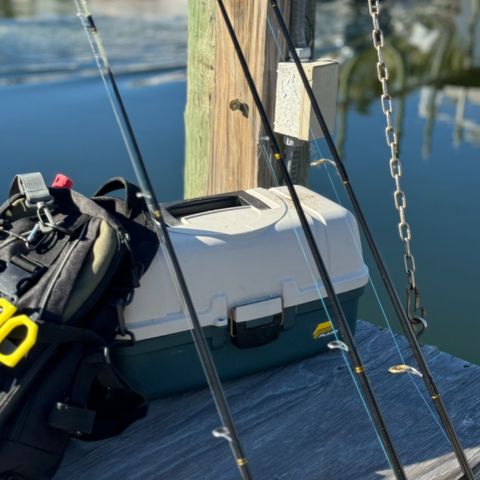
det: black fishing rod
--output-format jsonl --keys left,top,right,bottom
{"left": 268, "top": 2, "right": 474, "bottom": 479}
{"left": 73, "top": 1, "right": 251, "bottom": 478}
{"left": 216, "top": 1, "right": 406, "bottom": 478}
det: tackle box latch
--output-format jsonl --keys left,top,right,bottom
{"left": 230, "top": 297, "right": 283, "bottom": 349}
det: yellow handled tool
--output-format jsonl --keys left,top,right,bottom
{"left": 0, "top": 298, "right": 38, "bottom": 368}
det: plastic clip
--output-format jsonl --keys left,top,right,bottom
{"left": 0, "top": 298, "right": 38, "bottom": 367}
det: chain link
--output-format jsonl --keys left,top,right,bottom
{"left": 367, "top": 0, "right": 427, "bottom": 334}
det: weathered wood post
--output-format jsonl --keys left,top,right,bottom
{"left": 184, "top": 0, "right": 315, "bottom": 199}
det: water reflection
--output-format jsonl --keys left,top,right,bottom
{"left": 317, "top": 0, "right": 480, "bottom": 155}
{"left": 312, "top": 0, "right": 480, "bottom": 363}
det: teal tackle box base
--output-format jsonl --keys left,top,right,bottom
{"left": 113, "top": 288, "right": 363, "bottom": 399}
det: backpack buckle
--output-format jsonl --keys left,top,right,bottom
{"left": 115, "top": 297, "right": 136, "bottom": 345}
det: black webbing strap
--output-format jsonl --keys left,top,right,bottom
{"left": 0, "top": 210, "right": 90, "bottom": 300}
{"left": 49, "top": 402, "right": 96, "bottom": 436}
{"left": 24, "top": 236, "right": 69, "bottom": 269}
{"left": 49, "top": 347, "right": 147, "bottom": 439}
{"left": 0, "top": 260, "right": 44, "bottom": 301}
{"left": 35, "top": 322, "right": 106, "bottom": 346}
{"left": 26, "top": 214, "right": 90, "bottom": 268}
{"left": 10, "top": 255, "right": 43, "bottom": 274}
{"left": 93, "top": 177, "right": 142, "bottom": 218}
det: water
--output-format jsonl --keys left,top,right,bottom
{"left": 0, "top": 0, "right": 479, "bottom": 365}
{"left": 0, "top": 0, "right": 188, "bottom": 199}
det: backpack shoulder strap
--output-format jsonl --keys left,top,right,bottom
{"left": 93, "top": 177, "right": 144, "bottom": 219}
{"left": 93, "top": 177, "right": 159, "bottom": 276}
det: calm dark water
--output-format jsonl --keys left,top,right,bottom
{"left": 1, "top": 0, "right": 480, "bottom": 366}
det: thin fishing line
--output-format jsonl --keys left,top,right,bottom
{"left": 265, "top": 7, "right": 448, "bottom": 440}
{"left": 259, "top": 11, "right": 401, "bottom": 471}
{"left": 268, "top": 2, "right": 473, "bottom": 477}
{"left": 259, "top": 84, "right": 398, "bottom": 480}
{"left": 251, "top": 32, "right": 403, "bottom": 464}
{"left": 74, "top": 1, "right": 251, "bottom": 478}
{"left": 217, "top": 2, "right": 406, "bottom": 477}
{"left": 265, "top": 13, "right": 449, "bottom": 442}
{"left": 321, "top": 162, "right": 449, "bottom": 440}
{"left": 258, "top": 124, "right": 395, "bottom": 472}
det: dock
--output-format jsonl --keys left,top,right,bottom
{"left": 56, "top": 321, "right": 480, "bottom": 479}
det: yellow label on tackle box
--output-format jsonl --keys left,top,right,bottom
{"left": 312, "top": 321, "right": 333, "bottom": 340}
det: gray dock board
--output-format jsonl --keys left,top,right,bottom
{"left": 56, "top": 321, "right": 480, "bottom": 479}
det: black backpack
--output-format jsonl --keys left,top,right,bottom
{"left": 0, "top": 173, "right": 158, "bottom": 480}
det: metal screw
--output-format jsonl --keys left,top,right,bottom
{"left": 229, "top": 98, "right": 249, "bottom": 118}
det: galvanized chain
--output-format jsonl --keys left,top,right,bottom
{"left": 367, "top": 0, "right": 427, "bottom": 335}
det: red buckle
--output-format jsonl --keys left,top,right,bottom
{"left": 51, "top": 174, "right": 73, "bottom": 190}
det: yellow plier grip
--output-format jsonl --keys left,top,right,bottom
{"left": 0, "top": 298, "right": 38, "bottom": 368}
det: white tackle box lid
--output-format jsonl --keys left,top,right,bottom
{"left": 124, "top": 185, "right": 368, "bottom": 340}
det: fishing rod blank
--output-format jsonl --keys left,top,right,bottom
{"left": 216, "top": 1, "right": 406, "bottom": 478}
{"left": 268, "top": 2, "right": 474, "bottom": 479}
{"left": 74, "top": 1, "right": 251, "bottom": 478}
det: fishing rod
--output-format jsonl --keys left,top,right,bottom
{"left": 73, "top": 1, "right": 251, "bottom": 478}
{"left": 216, "top": 1, "right": 406, "bottom": 478}
{"left": 268, "top": 2, "right": 474, "bottom": 479}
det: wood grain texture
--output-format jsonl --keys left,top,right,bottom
{"left": 184, "top": 0, "right": 290, "bottom": 198}
{"left": 184, "top": 0, "right": 216, "bottom": 199}
{"left": 56, "top": 321, "right": 480, "bottom": 479}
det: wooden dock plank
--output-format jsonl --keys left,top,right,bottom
{"left": 56, "top": 321, "right": 480, "bottom": 479}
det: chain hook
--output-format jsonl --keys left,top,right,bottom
{"left": 410, "top": 315, "right": 428, "bottom": 337}
{"left": 407, "top": 286, "right": 427, "bottom": 337}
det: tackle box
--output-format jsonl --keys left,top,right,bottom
{"left": 112, "top": 185, "right": 369, "bottom": 398}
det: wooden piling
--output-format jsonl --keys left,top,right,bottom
{"left": 184, "top": 1, "right": 316, "bottom": 199}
